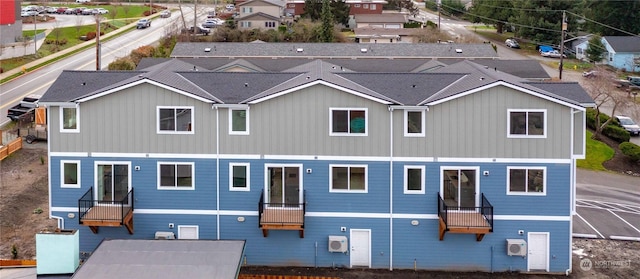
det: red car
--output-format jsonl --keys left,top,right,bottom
{"left": 56, "top": 7, "right": 68, "bottom": 13}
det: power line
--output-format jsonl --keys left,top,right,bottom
{"left": 565, "top": 11, "right": 640, "bottom": 38}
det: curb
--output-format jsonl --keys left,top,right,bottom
{"left": 0, "top": 259, "right": 37, "bottom": 267}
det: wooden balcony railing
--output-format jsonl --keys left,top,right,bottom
{"left": 258, "top": 189, "right": 306, "bottom": 238}
{"left": 437, "top": 192, "right": 493, "bottom": 241}
{"left": 78, "top": 188, "right": 134, "bottom": 234}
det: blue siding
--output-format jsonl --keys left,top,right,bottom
{"left": 51, "top": 156, "right": 572, "bottom": 272}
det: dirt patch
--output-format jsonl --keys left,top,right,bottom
{"left": 0, "top": 140, "right": 638, "bottom": 279}
{"left": 594, "top": 131, "right": 640, "bottom": 176}
{"left": 0, "top": 142, "right": 56, "bottom": 260}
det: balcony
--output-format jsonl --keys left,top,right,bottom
{"left": 258, "top": 190, "right": 306, "bottom": 238}
{"left": 78, "top": 188, "right": 134, "bottom": 234}
{"left": 437, "top": 192, "right": 493, "bottom": 241}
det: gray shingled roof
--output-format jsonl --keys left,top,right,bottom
{"left": 603, "top": 36, "right": 640, "bottom": 53}
{"left": 170, "top": 42, "right": 499, "bottom": 59}
{"left": 41, "top": 58, "right": 591, "bottom": 110}
{"left": 71, "top": 239, "right": 245, "bottom": 279}
{"left": 354, "top": 13, "right": 407, "bottom": 24}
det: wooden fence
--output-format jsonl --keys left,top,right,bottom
{"left": 0, "top": 137, "right": 23, "bottom": 161}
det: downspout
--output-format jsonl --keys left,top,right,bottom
{"left": 215, "top": 105, "right": 221, "bottom": 240}
{"left": 388, "top": 106, "right": 394, "bottom": 271}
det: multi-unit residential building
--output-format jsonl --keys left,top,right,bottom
{"left": 40, "top": 43, "right": 593, "bottom": 274}
{"left": 284, "top": 0, "right": 387, "bottom": 17}
{"left": 235, "top": 0, "right": 284, "bottom": 30}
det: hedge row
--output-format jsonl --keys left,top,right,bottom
{"left": 619, "top": 142, "right": 640, "bottom": 162}
{"left": 585, "top": 108, "right": 630, "bottom": 143}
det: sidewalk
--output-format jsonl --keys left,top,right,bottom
{"left": 0, "top": 18, "right": 142, "bottom": 82}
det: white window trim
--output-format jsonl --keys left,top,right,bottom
{"left": 177, "top": 225, "right": 199, "bottom": 239}
{"left": 329, "top": 164, "right": 368, "bottom": 193}
{"left": 507, "top": 109, "right": 547, "bottom": 138}
{"left": 61, "top": 160, "right": 81, "bottom": 188}
{"left": 156, "top": 106, "right": 195, "bottom": 135}
{"left": 403, "top": 165, "right": 425, "bottom": 194}
{"left": 59, "top": 106, "right": 79, "bottom": 133}
{"left": 157, "top": 162, "right": 195, "bottom": 190}
{"left": 229, "top": 162, "right": 250, "bottom": 192}
{"left": 329, "top": 107, "right": 368, "bottom": 136}
{"left": 404, "top": 110, "right": 425, "bottom": 137}
{"left": 229, "top": 108, "right": 250, "bottom": 135}
{"left": 506, "top": 166, "right": 546, "bottom": 196}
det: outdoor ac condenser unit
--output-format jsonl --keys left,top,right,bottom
{"left": 506, "top": 239, "right": 527, "bottom": 256}
{"left": 328, "top": 235, "right": 348, "bottom": 253}
{"left": 155, "top": 231, "right": 175, "bottom": 240}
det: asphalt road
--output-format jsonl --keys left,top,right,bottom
{"left": 0, "top": 7, "right": 198, "bottom": 127}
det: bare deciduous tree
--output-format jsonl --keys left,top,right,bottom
{"left": 583, "top": 67, "right": 633, "bottom": 139}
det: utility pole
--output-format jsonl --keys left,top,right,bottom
{"left": 558, "top": 10, "right": 566, "bottom": 80}
{"left": 437, "top": 0, "right": 441, "bottom": 31}
{"left": 33, "top": 14, "right": 37, "bottom": 57}
{"left": 193, "top": 0, "right": 198, "bottom": 37}
{"left": 96, "top": 16, "right": 101, "bottom": 70}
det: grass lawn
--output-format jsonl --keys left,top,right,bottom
{"left": 577, "top": 130, "right": 615, "bottom": 171}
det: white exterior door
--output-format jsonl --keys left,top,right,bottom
{"left": 178, "top": 225, "right": 199, "bottom": 239}
{"left": 350, "top": 229, "right": 371, "bottom": 267}
{"left": 528, "top": 232, "right": 549, "bottom": 271}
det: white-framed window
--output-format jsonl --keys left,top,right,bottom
{"left": 404, "top": 165, "right": 425, "bottom": 194}
{"left": 157, "top": 162, "right": 195, "bottom": 190}
{"left": 330, "top": 165, "right": 367, "bottom": 193}
{"left": 507, "top": 166, "right": 546, "bottom": 195}
{"left": 157, "top": 106, "right": 194, "bottom": 134}
{"left": 330, "top": 108, "right": 367, "bottom": 136}
{"left": 240, "top": 21, "right": 251, "bottom": 28}
{"left": 229, "top": 108, "right": 249, "bottom": 135}
{"left": 507, "top": 109, "right": 546, "bottom": 138}
{"left": 404, "top": 110, "right": 425, "bottom": 137}
{"left": 242, "top": 7, "right": 253, "bottom": 13}
{"left": 370, "top": 4, "right": 376, "bottom": 10}
{"left": 229, "top": 163, "right": 250, "bottom": 191}
{"left": 61, "top": 160, "right": 81, "bottom": 188}
{"left": 178, "top": 225, "right": 199, "bottom": 239}
{"left": 363, "top": 4, "right": 369, "bottom": 8}
{"left": 60, "top": 106, "right": 79, "bottom": 133}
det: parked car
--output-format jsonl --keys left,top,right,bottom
{"left": 627, "top": 76, "right": 640, "bottom": 86}
{"left": 225, "top": 4, "right": 235, "bottom": 10}
{"left": 73, "top": 7, "right": 87, "bottom": 14}
{"left": 46, "top": 6, "right": 58, "bottom": 13}
{"left": 82, "top": 8, "right": 94, "bottom": 15}
{"left": 160, "top": 10, "right": 171, "bottom": 18}
{"left": 95, "top": 8, "right": 109, "bottom": 14}
{"left": 21, "top": 10, "right": 38, "bottom": 17}
{"left": 63, "top": 8, "right": 76, "bottom": 14}
{"left": 183, "top": 25, "right": 210, "bottom": 35}
{"left": 76, "top": 0, "right": 90, "bottom": 3}
{"left": 56, "top": 7, "right": 69, "bottom": 13}
{"left": 505, "top": 38, "right": 520, "bottom": 49}
{"left": 7, "top": 95, "right": 41, "bottom": 121}
{"left": 136, "top": 18, "right": 151, "bottom": 29}
{"left": 582, "top": 70, "right": 598, "bottom": 78}
{"left": 614, "top": 115, "right": 640, "bottom": 136}
{"left": 202, "top": 19, "right": 224, "bottom": 28}
{"left": 540, "top": 50, "right": 566, "bottom": 58}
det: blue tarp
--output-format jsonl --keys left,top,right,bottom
{"left": 539, "top": 45, "right": 554, "bottom": 52}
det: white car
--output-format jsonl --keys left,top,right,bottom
{"left": 76, "top": 0, "right": 91, "bottom": 2}
{"left": 540, "top": 50, "right": 566, "bottom": 58}
{"left": 95, "top": 8, "right": 109, "bottom": 14}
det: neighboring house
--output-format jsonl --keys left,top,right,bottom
{"left": 236, "top": 0, "right": 284, "bottom": 29}
{"left": 284, "top": 0, "right": 387, "bottom": 16}
{"left": 354, "top": 27, "right": 417, "bottom": 43}
{"left": 601, "top": 36, "right": 640, "bottom": 72}
{"left": 354, "top": 13, "right": 406, "bottom": 29}
{"left": 41, "top": 50, "right": 592, "bottom": 274}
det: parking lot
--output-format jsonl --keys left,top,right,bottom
{"left": 574, "top": 199, "right": 640, "bottom": 241}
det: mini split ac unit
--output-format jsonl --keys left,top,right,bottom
{"left": 155, "top": 231, "right": 175, "bottom": 240}
{"left": 328, "top": 235, "right": 348, "bottom": 253}
{"left": 506, "top": 239, "right": 527, "bottom": 256}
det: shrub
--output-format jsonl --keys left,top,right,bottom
{"left": 130, "top": 45, "right": 156, "bottom": 65}
{"left": 404, "top": 22, "right": 422, "bottom": 28}
{"left": 602, "top": 125, "right": 631, "bottom": 143}
{"left": 86, "top": 31, "right": 96, "bottom": 40}
{"left": 108, "top": 57, "right": 136, "bottom": 70}
{"left": 619, "top": 142, "right": 640, "bottom": 161}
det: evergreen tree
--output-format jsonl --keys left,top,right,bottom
{"left": 585, "top": 35, "right": 605, "bottom": 63}
{"left": 384, "top": 0, "right": 420, "bottom": 16}
{"left": 303, "top": 0, "right": 350, "bottom": 26}
{"left": 508, "top": 0, "right": 575, "bottom": 44}
{"left": 319, "top": 0, "right": 334, "bottom": 42}
{"left": 580, "top": 0, "right": 640, "bottom": 36}
{"left": 468, "top": 0, "right": 514, "bottom": 33}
